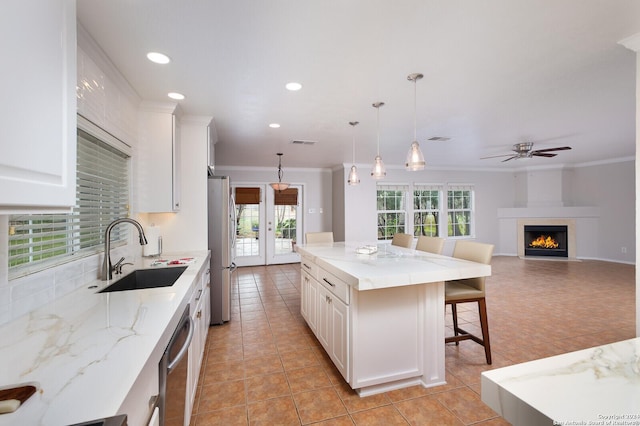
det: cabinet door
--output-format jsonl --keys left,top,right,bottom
{"left": 138, "top": 102, "right": 181, "bottom": 212}
{"left": 330, "top": 296, "right": 349, "bottom": 380}
{"left": 307, "top": 276, "right": 319, "bottom": 333}
{"left": 316, "top": 285, "right": 331, "bottom": 350}
{"left": 0, "top": 0, "right": 76, "bottom": 211}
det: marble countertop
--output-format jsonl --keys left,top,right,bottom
{"left": 296, "top": 242, "right": 491, "bottom": 290}
{"left": 481, "top": 337, "right": 640, "bottom": 425}
{"left": 0, "top": 250, "right": 210, "bottom": 426}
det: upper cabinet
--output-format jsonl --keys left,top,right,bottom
{"left": 0, "top": 0, "right": 77, "bottom": 212}
{"left": 137, "top": 101, "right": 182, "bottom": 212}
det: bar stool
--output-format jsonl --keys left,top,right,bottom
{"left": 305, "top": 232, "right": 334, "bottom": 244}
{"left": 445, "top": 240, "right": 494, "bottom": 364}
{"left": 391, "top": 233, "right": 413, "bottom": 248}
{"left": 415, "top": 236, "right": 445, "bottom": 254}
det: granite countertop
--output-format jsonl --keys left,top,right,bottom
{"left": 481, "top": 337, "right": 640, "bottom": 425}
{"left": 0, "top": 251, "right": 210, "bottom": 426}
{"left": 296, "top": 242, "right": 491, "bottom": 290}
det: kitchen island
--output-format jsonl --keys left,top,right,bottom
{"left": 296, "top": 242, "right": 491, "bottom": 396}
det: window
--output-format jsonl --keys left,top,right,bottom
{"left": 376, "top": 183, "right": 475, "bottom": 241}
{"left": 376, "top": 185, "right": 407, "bottom": 240}
{"left": 413, "top": 185, "right": 441, "bottom": 237}
{"left": 447, "top": 185, "right": 474, "bottom": 237}
{"left": 8, "top": 117, "right": 131, "bottom": 278}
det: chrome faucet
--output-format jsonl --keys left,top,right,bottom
{"left": 102, "top": 218, "right": 148, "bottom": 280}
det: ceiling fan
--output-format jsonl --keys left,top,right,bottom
{"left": 481, "top": 142, "right": 572, "bottom": 162}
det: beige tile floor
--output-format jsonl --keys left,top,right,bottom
{"left": 191, "top": 256, "right": 636, "bottom": 425}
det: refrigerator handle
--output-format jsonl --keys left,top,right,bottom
{"left": 230, "top": 193, "right": 237, "bottom": 251}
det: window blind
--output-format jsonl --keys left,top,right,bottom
{"left": 8, "top": 125, "right": 130, "bottom": 276}
{"left": 274, "top": 188, "right": 298, "bottom": 206}
{"left": 235, "top": 187, "right": 261, "bottom": 204}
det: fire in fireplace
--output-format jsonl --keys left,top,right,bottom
{"left": 524, "top": 225, "right": 568, "bottom": 257}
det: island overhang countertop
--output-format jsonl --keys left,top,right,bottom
{"left": 296, "top": 242, "right": 492, "bottom": 291}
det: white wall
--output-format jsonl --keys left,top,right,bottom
{"left": 338, "top": 164, "right": 516, "bottom": 254}
{"left": 568, "top": 160, "right": 635, "bottom": 263}
{"left": 216, "top": 166, "right": 332, "bottom": 236}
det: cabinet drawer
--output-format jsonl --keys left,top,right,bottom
{"left": 300, "top": 256, "right": 318, "bottom": 280}
{"left": 318, "top": 268, "right": 349, "bottom": 305}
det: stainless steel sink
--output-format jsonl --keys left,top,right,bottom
{"left": 99, "top": 266, "right": 187, "bottom": 293}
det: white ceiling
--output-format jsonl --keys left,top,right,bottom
{"left": 76, "top": 0, "right": 640, "bottom": 170}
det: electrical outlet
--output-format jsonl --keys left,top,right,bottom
{"left": 308, "top": 208, "right": 316, "bottom": 214}
{"left": 621, "top": 247, "right": 627, "bottom": 253}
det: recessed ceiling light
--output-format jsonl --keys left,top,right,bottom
{"left": 285, "top": 82, "right": 302, "bottom": 91}
{"left": 168, "top": 92, "right": 185, "bottom": 100}
{"left": 146, "top": 52, "right": 171, "bottom": 64}
{"left": 269, "top": 123, "right": 281, "bottom": 128}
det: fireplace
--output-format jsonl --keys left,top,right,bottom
{"left": 524, "top": 225, "right": 568, "bottom": 257}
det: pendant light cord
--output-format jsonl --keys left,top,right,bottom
{"left": 376, "top": 106, "right": 380, "bottom": 155}
{"left": 413, "top": 78, "right": 417, "bottom": 141}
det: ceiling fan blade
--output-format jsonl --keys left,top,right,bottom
{"left": 480, "top": 154, "right": 516, "bottom": 159}
{"left": 532, "top": 152, "right": 557, "bottom": 158}
{"left": 532, "top": 146, "right": 572, "bottom": 153}
{"left": 501, "top": 155, "right": 518, "bottom": 162}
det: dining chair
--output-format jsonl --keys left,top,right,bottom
{"left": 445, "top": 240, "right": 494, "bottom": 364}
{"left": 415, "top": 236, "right": 445, "bottom": 254}
{"left": 391, "top": 233, "right": 413, "bottom": 248}
{"left": 305, "top": 232, "right": 334, "bottom": 244}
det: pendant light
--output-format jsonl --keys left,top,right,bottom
{"left": 269, "top": 153, "right": 290, "bottom": 191}
{"left": 347, "top": 121, "right": 360, "bottom": 185}
{"left": 405, "top": 73, "right": 426, "bottom": 171}
{"left": 371, "top": 102, "right": 386, "bottom": 179}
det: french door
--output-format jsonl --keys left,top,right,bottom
{"left": 232, "top": 184, "right": 302, "bottom": 266}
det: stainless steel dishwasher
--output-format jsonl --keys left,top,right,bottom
{"left": 158, "top": 304, "right": 193, "bottom": 426}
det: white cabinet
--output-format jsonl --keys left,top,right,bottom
{"left": 186, "top": 266, "right": 210, "bottom": 423}
{"left": 138, "top": 101, "right": 182, "bottom": 212}
{"left": 301, "top": 261, "right": 349, "bottom": 382}
{"left": 118, "top": 355, "right": 159, "bottom": 426}
{"left": 0, "top": 0, "right": 77, "bottom": 212}
{"left": 317, "top": 279, "right": 349, "bottom": 381}
{"left": 300, "top": 269, "right": 318, "bottom": 333}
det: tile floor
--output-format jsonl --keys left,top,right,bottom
{"left": 190, "top": 256, "right": 636, "bottom": 425}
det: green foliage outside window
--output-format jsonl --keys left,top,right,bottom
{"left": 377, "top": 190, "right": 406, "bottom": 240}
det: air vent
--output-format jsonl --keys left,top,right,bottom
{"left": 428, "top": 137, "right": 451, "bottom": 142}
{"left": 291, "top": 140, "right": 317, "bottom": 145}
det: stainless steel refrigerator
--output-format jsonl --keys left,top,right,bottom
{"left": 207, "top": 174, "right": 236, "bottom": 325}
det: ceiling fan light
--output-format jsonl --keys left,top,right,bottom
{"left": 405, "top": 141, "right": 426, "bottom": 171}
{"left": 348, "top": 165, "right": 360, "bottom": 185}
{"left": 371, "top": 155, "right": 386, "bottom": 179}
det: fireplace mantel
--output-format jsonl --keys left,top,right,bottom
{"left": 497, "top": 206, "right": 600, "bottom": 219}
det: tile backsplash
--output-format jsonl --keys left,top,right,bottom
{"left": 0, "top": 245, "right": 133, "bottom": 327}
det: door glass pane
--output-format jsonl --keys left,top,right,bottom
{"left": 235, "top": 203, "right": 260, "bottom": 257}
{"left": 274, "top": 204, "right": 297, "bottom": 254}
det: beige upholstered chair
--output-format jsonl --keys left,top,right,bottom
{"left": 415, "top": 236, "right": 445, "bottom": 254}
{"left": 305, "top": 232, "right": 334, "bottom": 244}
{"left": 445, "top": 240, "right": 494, "bottom": 364}
{"left": 391, "top": 233, "right": 413, "bottom": 248}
